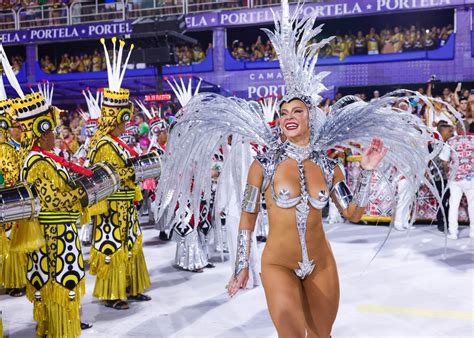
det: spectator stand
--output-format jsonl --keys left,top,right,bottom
{"left": 0, "top": 7, "right": 15, "bottom": 31}
{"left": 35, "top": 47, "right": 213, "bottom": 81}
{"left": 186, "top": 0, "right": 246, "bottom": 13}
{"left": 70, "top": 1, "right": 126, "bottom": 25}
{"left": 225, "top": 33, "right": 455, "bottom": 71}
{"left": 18, "top": 2, "right": 68, "bottom": 29}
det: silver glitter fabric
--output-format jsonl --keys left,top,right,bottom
{"left": 234, "top": 230, "right": 251, "bottom": 277}
{"left": 352, "top": 169, "right": 373, "bottom": 208}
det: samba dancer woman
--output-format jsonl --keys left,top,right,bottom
{"left": 156, "top": 1, "right": 445, "bottom": 336}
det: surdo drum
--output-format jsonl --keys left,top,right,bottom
{"left": 73, "top": 162, "right": 121, "bottom": 207}
{"left": 128, "top": 151, "right": 162, "bottom": 182}
{"left": 0, "top": 183, "right": 40, "bottom": 223}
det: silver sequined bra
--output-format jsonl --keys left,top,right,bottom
{"left": 256, "top": 141, "right": 339, "bottom": 279}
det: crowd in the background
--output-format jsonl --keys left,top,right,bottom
{"left": 230, "top": 37, "right": 277, "bottom": 62}
{"left": 39, "top": 44, "right": 208, "bottom": 74}
{"left": 0, "top": 0, "right": 69, "bottom": 10}
{"left": 174, "top": 44, "right": 208, "bottom": 65}
{"left": 320, "top": 24, "right": 454, "bottom": 60}
{"left": 40, "top": 50, "right": 106, "bottom": 74}
{"left": 0, "top": 54, "right": 24, "bottom": 74}
{"left": 318, "top": 82, "right": 473, "bottom": 130}
{"left": 231, "top": 24, "right": 453, "bottom": 62}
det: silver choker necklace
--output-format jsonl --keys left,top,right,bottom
{"left": 285, "top": 141, "right": 312, "bottom": 162}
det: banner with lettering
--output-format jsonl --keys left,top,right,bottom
{"left": 0, "top": 21, "right": 133, "bottom": 45}
{"left": 186, "top": 0, "right": 466, "bottom": 30}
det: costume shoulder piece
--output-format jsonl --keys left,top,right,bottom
{"left": 310, "top": 152, "right": 339, "bottom": 190}
{"left": 21, "top": 151, "right": 70, "bottom": 184}
{"left": 254, "top": 145, "right": 284, "bottom": 191}
{"left": 91, "top": 135, "right": 129, "bottom": 164}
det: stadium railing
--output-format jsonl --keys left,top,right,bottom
{"left": 0, "top": 0, "right": 305, "bottom": 31}
{"left": 17, "top": 4, "right": 68, "bottom": 29}
{"left": 0, "top": 9, "right": 15, "bottom": 31}
{"left": 70, "top": 2, "right": 126, "bottom": 25}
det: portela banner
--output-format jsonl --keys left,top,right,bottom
{"left": 185, "top": 0, "right": 467, "bottom": 29}
{"left": 0, "top": 21, "right": 133, "bottom": 45}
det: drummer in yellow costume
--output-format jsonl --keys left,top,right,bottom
{"left": 0, "top": 46, "right": 28, "bottom": 298}
{"left": 0, "top": 97, "right": 28, "bottom": 298}
{"left": 12, "top": 84, "right": 93, "bottom": 337}
{"left": 87, "top": 38, "right": 151, "bottom": 310}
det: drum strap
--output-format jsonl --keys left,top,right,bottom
{"left": 32, "top": 146, "right": 93, "bottom": 177}
{"left": 110, "top": 135, "right": 139, "bottom": 157}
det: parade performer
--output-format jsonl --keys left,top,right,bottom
{"left": 135, "top": 100, "right": 166, "bottom": 222}
{"left": 121, "top": 120, "right": 142, "bottom": 154}
{"left": 12, "top": 78, "right": 93, "bottom": 337}
{"left": 154, "top": 75, "right": 212, "bottom": 272}
{"left": 76, "top": 89, "right": 102, "bottom": 245}
{"left": 87, "top": 38, "right": 150, "bottom": 310}
{"left": 0, "top": 54, "right": 27, "bottom": 297}
{"left": 135, "top": 100, "right": 167, "bottom": 154}
{"left": 73, "top": 88, "right": 102, "bottom": 166}
{"left": 155, "top": 1, "right": 445, "bottom": 336}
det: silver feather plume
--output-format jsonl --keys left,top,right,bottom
{"left": 155, "top": 93, "right": 275, "bottom": 225}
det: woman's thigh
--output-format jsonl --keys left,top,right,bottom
{"left": 261, "top": 263, "right": 306, "bottom": 338}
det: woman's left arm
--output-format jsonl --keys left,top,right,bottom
{"left": 330, "top": 138, "right": 387, "bottom": 223}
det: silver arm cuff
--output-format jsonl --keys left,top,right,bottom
{"left": 330, "top": 180, "right": 353, "bottom": 213}
{"left": 352, "top": 169, "right": 373, "bottom": 208}
{"left": 234, "top": 230, "right": 251, "bottom": 277}
{"left": 241, "top": 183, "right": 260, "bottom": 213}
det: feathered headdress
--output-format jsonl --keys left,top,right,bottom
{"left": 165, "top": 75, "right": 202, "bottom": 109}
{"left": 82, "top": 88, "right": 102, "bottom": 121}
{"left": 135, "top": 99, "right": 167, "bottom": 152}
{"left": 0, "top": 43, "right": 23, "bottom": 140}
{"left": 81, "top": 88, "right": 102, "bottom": 137}
{"left": 259, "top": 95, "right": 279, "bottom": 124}
{"left": 32, "top": 81, "right": 54, "bottom": 106}
{"left": 88, "top": 38, "right": 134, "bottom": 155}
{"left": 259, "top": 95, "right": 281, "bottom": 141}
{"left": 135, "top": 99, "right": 166, "bottom": 132}
{"left": 262, "top": 0, "right": 333, "bottom": 134}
